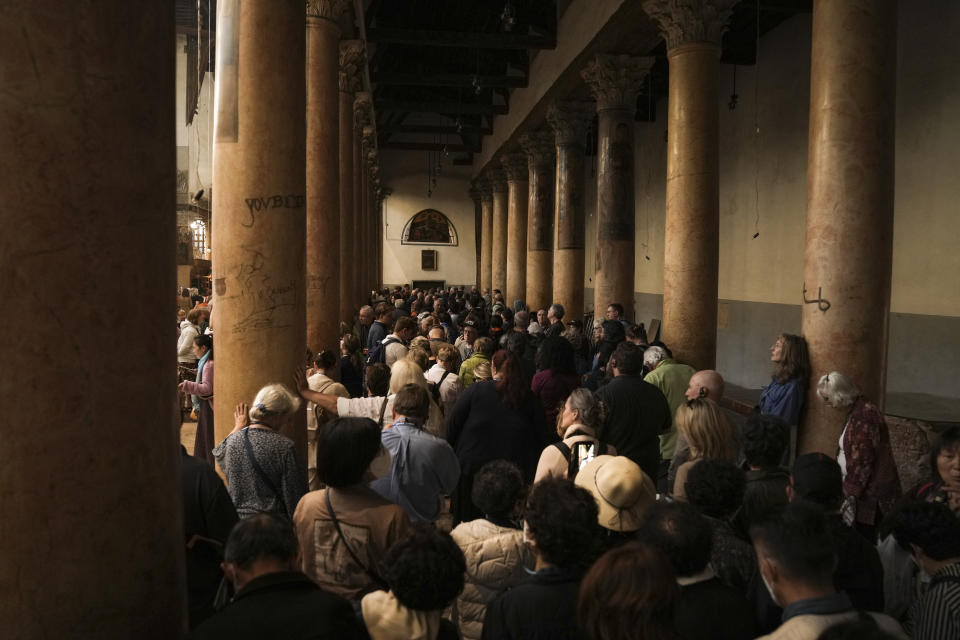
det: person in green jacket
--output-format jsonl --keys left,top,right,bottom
{"left": 459, "top": 337, "right": 495, "bottom": 387}
{"left": 642, "top": 345, "right": 696, "bottom": 489}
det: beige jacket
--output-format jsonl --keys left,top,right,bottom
{"left": 533, "top": 423, "right": 617, "bottom": 482}
{"left": 757, "top": 610, "right": 905, "bottom": 640}
{"left": 449, "top": 518, "right": 533, "bottom": 640}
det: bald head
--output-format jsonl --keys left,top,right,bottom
{"left": 685, "top": 370, "right": 725, "bottom": 401}
{"left": 428, "top": 327, "right": 446, "bottom": 341}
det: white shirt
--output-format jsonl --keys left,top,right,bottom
{"left": 384, "top": 334, "right": 408, "bottom": 368}
{"left": 426, "top": 363, "right": 464, "bottom": 417}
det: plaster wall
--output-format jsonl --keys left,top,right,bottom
{"left": 381, "top": 151, "right": 476, "bottom": 288}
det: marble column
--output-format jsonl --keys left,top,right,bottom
{"left": 306, "top": 0, "right": 348, "bottom": 354}
{"left": 363, "top": 142, "right": 379, "bottom": 304}
{"left": 644, "top": 0, "right": 736, "bottom": 371}
{"left": 799, "top": 0, "right": 897, "bottom": 454}
{"left": 547, "top": 100, "right": 593, "bottom": 323}
{"left": 490, "top": 167, "right": 509, "bottom": 296}
{"left": 520, "top": 132, "right": 556, "bottom": 313}
{"left": 583, "top": 54, "right": 653, "bottom": 322}
{"left": 0, "top": 2, "right": 184, "bottom": 634}
{"left": 502, "top": 153, "right": 529, "bottom": 307}
{"left": 338, "top": 41, "right": 363, "bottom": 326}
{"left": 355, "top": 104, "right": 373, "bottom": 304}
{"left": 478, "top": 178, "right": 494, "bottom": 292}
{"left": 470, "top": 187, "right": 483, "bottom": 287}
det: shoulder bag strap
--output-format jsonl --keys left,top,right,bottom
{"left": 439, "top": 369, "right": 452, "bottom": 386}
{"left": 242, "top": 428, "right": 282, "bottom": 500}
{"left": 378, "top": 396, "right": 389, "bottom": 425}
{"left": 324, "top": 490, "right": 388, "bottom": 589}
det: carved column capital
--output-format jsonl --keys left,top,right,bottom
{"left": 354, "top": 92, "right": 373, "bottom": 132}
{"left": 474, "top": 177, "right": 493, "bottom": 201}
{"left": 360, "top": 122, "right": 375, "bottom": 148}
{"left": 520, "top": 131, "right": 555, "bottom": 170}
{"left": 366, "top": 145, "right": 379, "bottom": 168}
{"left": 468, "top": 187, "right": 482, "bottom": 205}
{"left": 306, "top": 0, "right": 350, "bottom": 21}
{"left": 582, "top": 54, "right": 655, "bottom": 111}
{"left": 500, "top": 153, "right": 528, "bottom": 182}
{"left": 642, "top": 0, "right": 737, "bottom": 51}
{"left": 546, "top": 100, "right": 594, "bottom": 147}
{"left": 338, "top": 40, "right": 365, "bottom": 93}
{"left": 487, "top": 166, "right": 508, "bottom": 193}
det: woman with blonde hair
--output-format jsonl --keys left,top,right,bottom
{"left": 671, "top": 397, "right": 739, "bottom": 500}
{"left": 213, "top": 383, "right": 308, "bottom": 520}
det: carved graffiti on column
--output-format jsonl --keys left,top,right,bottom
{"left": 242, "top": 194, "right": 307, "bottom": 228}
{"left": 599, "top": 120, "right": 635, "bottom": 240}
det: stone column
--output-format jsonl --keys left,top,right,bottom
{"left": 478, "top": 178, "right": 494, "bottom": 292}
{"left": 470, "top": 187, "right": 483, "bottom": 287}
{"left": 547, "top": 101, "right": 593, "bottom": 323}
{"left": 520, "top": 132, "right": 556, "bottom": 313}
{"left": 0, "top": 3, "right": 184, "bottom": 634}
{"left": 363, "top": 140, "right": 379, "bottom": 304}
{"left": 583, "top": 54, "right": 653, "bottom": 322}
{"left": 644, "top": 0, "right": 736, "bottom": 371}
{"left": 355, "top": 104, "right": 373, "bottom": 305}
{"left": 502, "top": 153, "right": 529, "bottom": 307}
{"left": 338, "top": 41, "right": 363, "bottom": 326}
{"left": 490, "top": 167, "right": 509, "bottom": 295}
{"left": 306, "top": 0, "right": 349, "bottom": 354}
{"left": 799, "top": 0, "right": 897, "bottom": 454}
{"left": 212, "top": 0, "right": 308, "bottom": 465}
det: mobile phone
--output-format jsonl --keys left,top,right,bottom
{"left": 576, "top": 442, "right": 596, "bottom": 471}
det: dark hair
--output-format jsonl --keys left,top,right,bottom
{"left": 472, "top": 460, "right": 525, "bottom": 518}
{"left": 365, "top": 363, "right": 391, "bottom": 397}
{"left": 610, "top": 342, "right": 642, "bottom": 375}
{"left": 892, "top": 501, "right": 960, "bottom": 560}
{"left": 393, "top": 383, "right": 430, "bottom": 422}
{"left": 395, "top": 316, "right": 417, "bottom": 333}
{"left": 596, "top": 320, "right": 627, "bottom": 369}
{"left": 816, "top": 617, "right": 902, "bottom": 640}
{"left": 374, "top": 301, "right": 393, "bottom": 320}
{"left": 384, "top": 524, "right": 466, "bottom": 611}
{"left": 316, "top": 417, "right": 382, "bottom": 487}
{"left": 930, "top": 425, "right": 960, "bottom": 484}
{"left": 500, "top": 307, "right": 514, "bottom": 322}
{"left": 749, "top": 501, "right": 836, "bottom": 585}
{"left": 742, "top": 414, "right": 789, "bottom": 468}
{"left": 491, "top": 350, "right": 531, "bottom": 410}
{"left": 640, "top": 502, "right": 713, "bottom": 577}
{"left": 314, "top": 349, "right": 337, "bottom": 370}
{"left": 578, "top": 541, "right": 678, "bottom": 640}
{"left": 525, "top": 478, "right": 599, "bottom": 571}
{"left": 224, "top": 514, "right": 298, "bottom": 569}
{"left": 607, "top": 303, "right": 625, "bottom": 316}
{"left": 773, "top": 333, "right": 810, "bottom": 384}
{"left": 536, "top": 336, "right": 576, "bottom": 375}
{"left": 341, "top": 333, "right": 363, "bottom": 372}
{"left": 194, "top": 334, "right": 213, "bottom": 360}
{"left": 684, "top": 459, "right": 746, "bottom": 519}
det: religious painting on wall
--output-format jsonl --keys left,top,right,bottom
{"left": 421, "top": 250, "right": 438, "bottom": 271}
{"left": 401, "top": 209, "right": 458, "bottom": 246}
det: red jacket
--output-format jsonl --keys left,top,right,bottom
{"left": 842, "top": 398, "right": 902, "bottom": 525}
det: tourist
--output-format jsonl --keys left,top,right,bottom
{"left": 455, "top": 319, "right": 480, "bottom": 361}
{"left": 177, "top": 307, "right": 203, "bottom": 417}
{"left": 604, "top": 302, "right": 631, "bottom": 331}
{"left": 213, "top": 384, "right": 307, "bottom": 521}
{"left": 360, "top": 525, "right": 465, "bottom": 640}
{"left": 758, "top": 333, "right": 810, "bottom": 426}
{"left": 450, "top": 460, "right": 532, "bottom": 640}
{"left": 294, "top": 416, "right": 411, "bottom": 601}
{"left": 367, "top": 301, "right": 394, "bottom": 352}
{"left": 179, "top": 333, "right": 215, "bottom": 466}
{"left": 306, "top": 350, "right": 349, "bottom": 490}
{"left": 817, "top": 371, "right": 902, "bottom": 540}
{"left": 447, "top": 350, "right": 550, "bottom": 523}
{"left": 670, "top": 369, "right": 728, "bottom": 484}
{"left": 426, "top": 344, "right": 464, "bottom": 416}
{"left": 594, "top": 342, "right": 671, "bottom": 480}
{"left": 641, "top": 501, "right": 754, "bottom": 640}
{"left": 354, "top": 304, "right": 374, "bottom": 349}
{"left": 338, "top": 333, "right": 364, "bottom": 398}
{"left": 383, "top": 316, "right": 416, "bottom": 368}
{"left": 535, "top": 388, "right": 616, "bottom": 482}
{"left": 481, "top": 478, "right": 599, "bottom": 640}
{"left": 671, "top": 398, "right": 740, "bottom": 500}
{"left": 459, "top": 336, "right": 494, "bottom": 388}
{"left": 584, "top": 319, "right": 625, "bottom": 390}
{"left": 191, "top": 515, "right": 363, "bottom": 639}
{"left": 736, "top": 413, "right": 791, "bottom": 535}
{"left": 643, "top": 344, "right": 697, "bottom": 488}
{"left": 574, "top": 455, "right": 655, "bottom": 552}
{"left": 543, "top": 303, "right": 565, "bottom": 338}
{"left": 898, "top": 425, "right": 960, "bottom": 515}
{"left": 531, "top": 336, "right": 580, "bottom": 428}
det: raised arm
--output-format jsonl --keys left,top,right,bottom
{"left": 293, "top": 368, "right": 340, "bottom": 415}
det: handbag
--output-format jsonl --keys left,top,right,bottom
{"left": 325, "top": 490, "right": 389, "bottom": 590}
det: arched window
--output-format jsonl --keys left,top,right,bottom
{"left": 401, "top": 209, "right": 458, "bottom": 246}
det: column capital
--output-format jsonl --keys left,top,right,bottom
{"left": 366, "top": 145, "right": 379, "bottom": 168}
{"left": 361, "top": 122, "right": 376, "bottom": 147}
{"left": 338, "top": 40, "right": 365, "bottom": 93}
{"left": 582, "top": 54, "right": 655, "bottom": 111}
{"left": 500, "top": 153, "right": 528, "bottom": 182}
{"left": 474, "top": 177, "right": 493, "bottom": 201}
{"left": 641, "top": 0, "right": 737, "bottom": 51}
{"left": 519, "top": 131, "right": 555, "bottom": 169}
{"left": 354, "top": 91, "right": 373, "bottom": 130}
{"left": 468, "top": 187, "right": 482, "bottom": 205}
{"left": 487, "top": 166, "right": 508, "bottom": 192}
{"left": 306, "top": 0, "right": 350, "bottom": 21}
{"left": 546, "top": 100, "right": 594, "bottom": 147}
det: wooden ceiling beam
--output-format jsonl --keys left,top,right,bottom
{"left": 373, "top": 73, "right": 527, "bottom": 89}
{"left": 377, "top": 100, "right": 508, "bottom": 115}
{"left": 381, "top": 142, "right": 475, "bottom": 152}
{"left": 379, "top": 124, "right": 493, "bottom": 135}
{"left": 367, "top": 28, "right": 556, "bottom": 50}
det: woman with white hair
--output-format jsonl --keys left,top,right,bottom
{"left": 213, "top": 384, "right": 308, "bottom": 520}
{"left": 817, "top": 371, "right": 902, "bottom": 539}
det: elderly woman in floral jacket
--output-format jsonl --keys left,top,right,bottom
{"left": 817, "top": 371, "right": 902, "bottom": 540}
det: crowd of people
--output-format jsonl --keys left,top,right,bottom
{"left": 176, "top": 283, "right": 960, "bottom": 640}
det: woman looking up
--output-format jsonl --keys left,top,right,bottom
{"left": 758, "top": 333, "right": 810, "bottom": 426}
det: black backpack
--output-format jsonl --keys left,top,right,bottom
{"left": 551, "top": 433, "right": 611, "bottom": 480}
{"left": 426, "top": 370, "right": 452, "bottom": 415}
{"left": 366, "top": 336, "right": 401, "bottom": 366}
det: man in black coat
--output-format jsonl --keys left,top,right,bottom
{"left": 191, "top": 515, "right": 363, "bottom": 640}
{"left": 595, "top": 342, "right": 671, "bottom": 480}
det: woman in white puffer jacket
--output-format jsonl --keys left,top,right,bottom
{"left": 449, "top": 460, "right": 533, "bottom": 640}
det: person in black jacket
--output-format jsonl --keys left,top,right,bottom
{"left": 447, "top": 349, "right": 551, "bottom": 524}
{"left": 594, "top": 342, "right": 671, "bottom": 480}
{"left": 482, "top": 478, "right": 599, "bottom": 640}
{"left": 191, "top": 514, "right": 363, "bottom": 640}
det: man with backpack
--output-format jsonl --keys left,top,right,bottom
{"left": 367, "top": 316, "right": 416, "bottom": 369}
